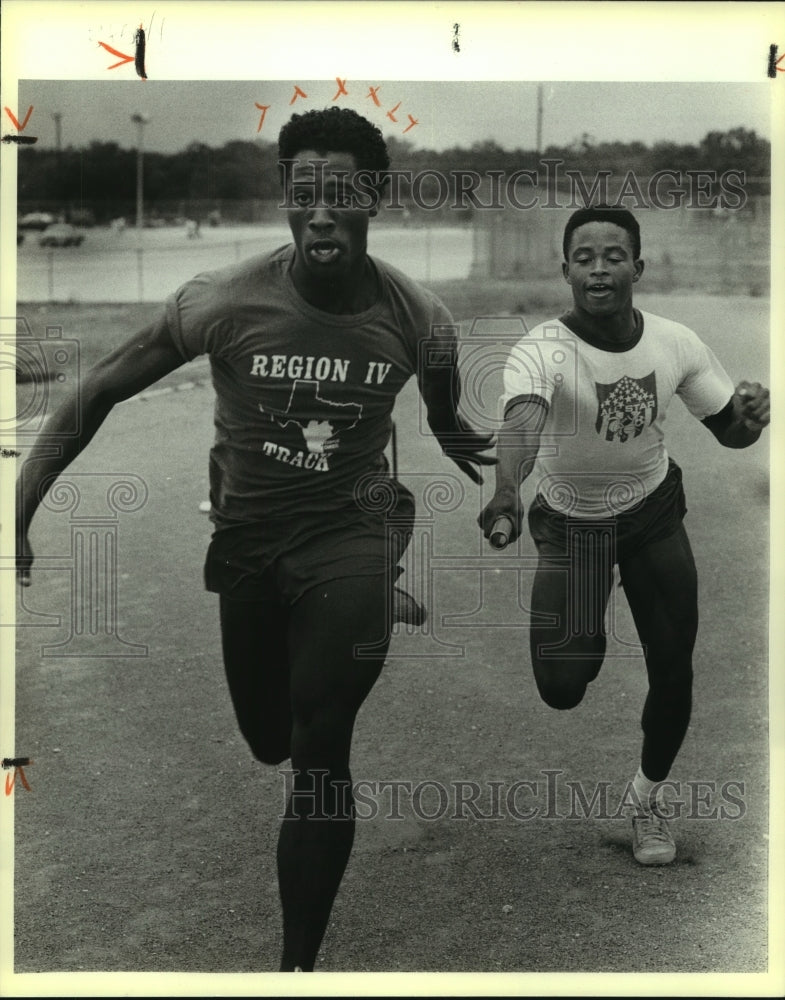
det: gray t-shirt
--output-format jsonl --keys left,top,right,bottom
{"left": 165, "top": 244, "right": 454, "bottom": 526}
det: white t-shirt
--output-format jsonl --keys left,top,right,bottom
{"left": 502, "top": 310, "right": 734, "bottom": 517}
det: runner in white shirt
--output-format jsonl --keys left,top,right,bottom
{"left": 479, "top": 205, "right": 769, "bottom": 866}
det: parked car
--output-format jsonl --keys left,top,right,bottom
{"left": 19, "top": 211, "right": 56, "bottom": 230}
{"left": 39, "top": 224, "right": 85, "bottom": 247}
{"left": 66, "top": 208, "right": 96, "bottom": 228}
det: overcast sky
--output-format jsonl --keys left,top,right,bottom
{"left": 18, "top": 80, "right": 772, "bottom": 154}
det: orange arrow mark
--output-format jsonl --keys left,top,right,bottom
{"left": 4, "top": 106, "right": 33, "bottom": 131}
{"left": 98, "top": 40, "right": 135, "bottom": 70}
{"left": 777, "top": 52, "right": 785, "bottom": 71}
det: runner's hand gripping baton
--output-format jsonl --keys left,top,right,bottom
{"left": 489, "top": 515, "right": 515, "bottom": 549}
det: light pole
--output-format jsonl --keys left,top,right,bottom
{"left": 130, "top": 113, "right": 149, "bottom": 231}
{"left": 52, "top": 112, "right": 63, "bottom": 153}
{"left": 131, "top": 114, "right": 149, "bottom": 301}
{"left": 536, "top": 83, "right": 543, "bottom": 156}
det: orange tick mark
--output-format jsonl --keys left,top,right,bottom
{"left": 4, "top": 106, "right": 33, "bottom": 131}
{"left": 5, "top": 766, "right": 32, "bottom": 795}
{"left": 386, "top": 101, "right": 402, "bottom": 123}
{"left": 255, "top": 103, "right": 271, "bottom": 132}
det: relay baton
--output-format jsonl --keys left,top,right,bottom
{"left": 489, "top": 515, "right": 515, "bottom": 549}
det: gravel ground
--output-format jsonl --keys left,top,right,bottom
{"left": 7, "top": 293, "right": 781, "bottom": 996}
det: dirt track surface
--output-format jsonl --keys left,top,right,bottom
{"left": 11, "top": 294, "right": 774, "bottom": 989}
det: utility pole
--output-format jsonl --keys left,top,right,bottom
{"left": 130, "top": 113, "right": 150, "bottom": 302}
{"left": 52, "top": 112, "right": 63, "bottom": 153}
{"left": 130, "top": 113, "right": 149, "bottom": 231}
{"left": 536, "top": 84, "right": 543, "bottom": 155}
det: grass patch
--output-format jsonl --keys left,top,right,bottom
{"left": 425, "top": 277, "right": 568, "bottom": 324}
{"left": 15, "top": 302, "right": 167, "bottom": 419}
{"left": 16, "top": 282, "right": 562, "bottom": 372}
{"left": 16, "top": 302, "right": 163, "bottom": 372}
{"left": 14, "top": 273, "right": 766, "bottom": 424}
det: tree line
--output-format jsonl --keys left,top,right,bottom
{"left": 18, "top": 127, "right": 770, "bottom": 222}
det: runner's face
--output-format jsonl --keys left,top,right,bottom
{"left": 562, "top": 222, "right": 643, "bottom": 316}
{"left": 286, "top": 150, "right": 376, "bottom": 283}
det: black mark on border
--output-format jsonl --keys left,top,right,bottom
{"left": 3, "top": 757, "right": 32, "bottom": 768}
{"left": 768, "top": 44, "right": 778, "bottom": 78}
{"left": 135, "top": 26, "right": 147, "bottom": 80}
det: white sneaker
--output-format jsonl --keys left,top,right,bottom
{"left": 632, "top": 808, "right": 676, "bottom": 865}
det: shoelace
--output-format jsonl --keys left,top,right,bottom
{"left": 635, "top": 811, "right": 671, "bottom": 841}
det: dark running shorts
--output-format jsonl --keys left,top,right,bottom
{"left": 528, "top": 459, "right": 687, "bottom": 564}
{"left": 204, "top": 477, "right": 415, "bottom": 604}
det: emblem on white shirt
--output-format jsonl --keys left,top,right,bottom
{"left": 595, "top": 373, "right": 658, "bottom": 443}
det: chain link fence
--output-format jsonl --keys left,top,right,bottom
{"left": 470, "top": 193, "right": 770, "bottom": 297}
{"left": 17, "top": 221, "right": 475, "bottom": 303}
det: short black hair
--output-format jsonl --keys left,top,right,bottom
{"left": 563, "top": 205, "right": 641, "bottom": 260}
{"left": 277, "top": 106, "right": 390, "bottom": 193}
